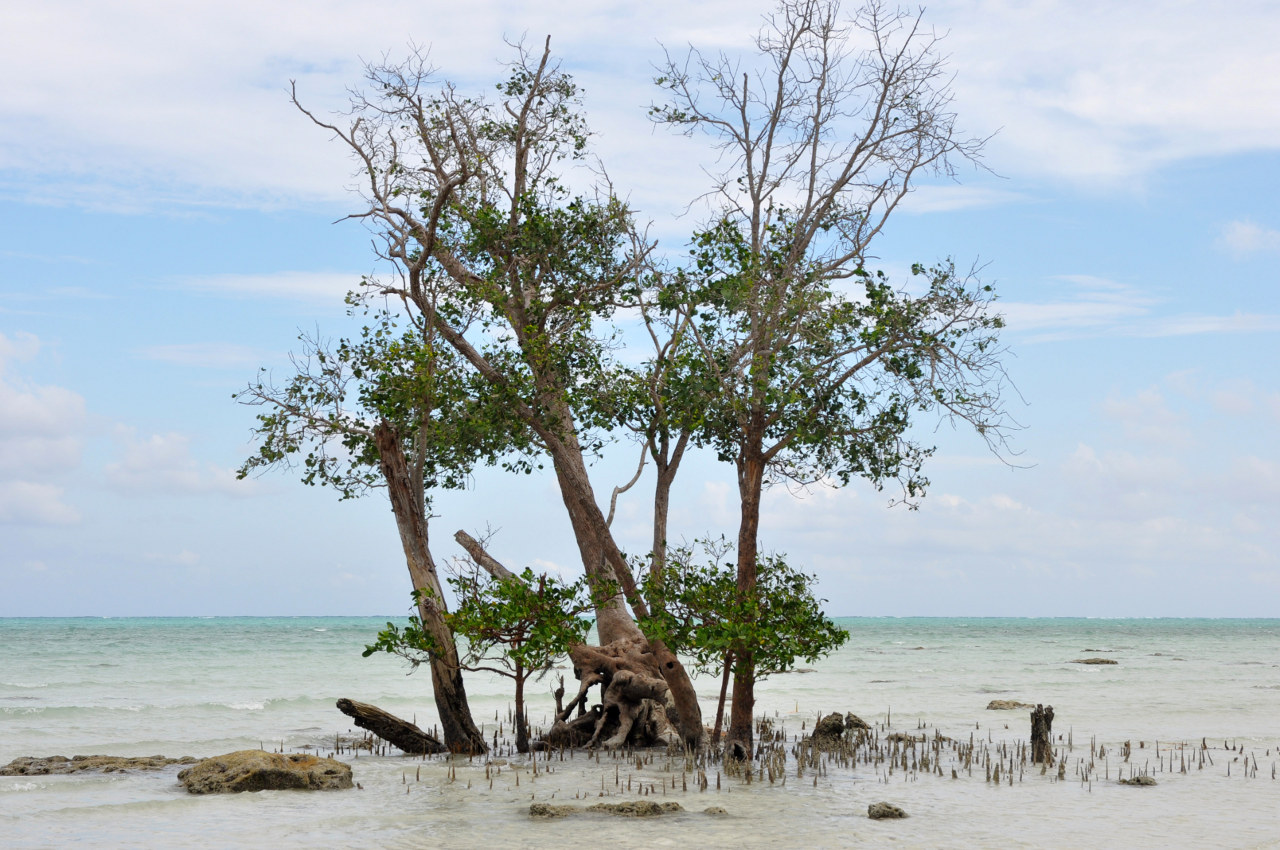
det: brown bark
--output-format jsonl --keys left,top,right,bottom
{"left": 1031, "top": 704, "right": 1055, "bottom": 764}
{"left": 726, "top": 436, "right": 766, "bottom": 760}
{"left": 712, "top": 650, "right": 733, "bottom": 745}
{"left": 514, "top": 674, "right": 530, "bottom": 754}
{"left": 374, "top": 423, "right": 486, "bottom": 755}
{"left": 336, "top": 698, "right": 446, "bottom": 755}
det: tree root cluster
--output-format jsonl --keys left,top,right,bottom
{"left": 537, "top": 637, "right": 680, "bottom": 750}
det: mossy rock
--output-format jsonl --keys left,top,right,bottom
{"left": 868, "top": 801, "right": 908, "bottom": 819}
{"left": 178, "top": 750, "right": 352, "bottom": 794}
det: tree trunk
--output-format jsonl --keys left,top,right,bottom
{"left": 336, "top": 698, "right": 446, "bottom": 755}
{"left": 548, "top": 451, "right": 643, "bottom": 645}
{"left": 713, "top": 650, "right": 733, "bottom": 745}
{"left": 374, "top": 423, "right": 487, "bottom": 755}
{"left": 546, "top": 441, "right": 705, "bottom": 748}
{"left": 1031, "top": 704, "right": 1055, "bottom": 764}
{"left": 425, "top": 316, "right": 703, "bottom": 747}
{"left": 726, "top": 436, "right": 766, "bottom": 760}
{"left": 514, "top": 672, "right": 529, "bottom": 754}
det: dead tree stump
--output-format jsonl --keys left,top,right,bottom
{"left": 1031, "top": 703, "right": 1054, "bottom": 764}
{"left": 336, "top": 698, "right": 447, "bottom": 755}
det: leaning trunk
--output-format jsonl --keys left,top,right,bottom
{"left": 713, "top": 650, "right": 734, "bottom": 745}
{"left": 375, "top": 423, "right": 487, "bottom": 755}
{"left": 548, "top": 451, "right": 643, "bottom": 645}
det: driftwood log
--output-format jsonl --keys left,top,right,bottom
{"left": 336, "top": 698, "right": 447, "bottom": 755}
{"left": 1031, "top": 703, "right": 1054, "bottom": 764}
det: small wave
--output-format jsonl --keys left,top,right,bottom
{"left": 0, "top": 696, "right": 40, "bottom": 702}
{"left": 312, "top": 628, "right": 328, "bottom": 632}
{"left": 1252, "top": 685, "right": 1280, "bottom": 690}
{"left": 4, "top": 782, "right": 44, "bottom": 792}
{"left": 1, "top": 682, "right": 48, "bottom": 689}
{"left": 224, "top": 702, "right": 266, "bottom": 711}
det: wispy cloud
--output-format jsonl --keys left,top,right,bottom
{"left": 900, "top": 185, "right": 1029, "bottom": 214}
{"left": 1000, "top": 276, "right": 1280, "bottom": 341}
{"left": 178, "top": 271, "right": 363, "bottom": 302}
{"left": 138, "top": 342, "right": 273, "bottom": 369}
{"left": 3, "top": 1, "right": 1279, "bottom": 212}
{"left": 1218, "top": 219, "right": 1280, "bottom": 257}
{"left": 104, "top": 426, "right": 254, "bottom": 498}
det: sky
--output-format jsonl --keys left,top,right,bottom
{"left": 2, "top": 0, "right": 1278, "bottom": 618}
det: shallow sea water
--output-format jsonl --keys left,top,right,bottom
{"left": 2, "top": 617, "right": 1278, "bottom": 848}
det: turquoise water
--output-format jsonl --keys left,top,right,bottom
{"left": 2, "top": 617, "right": 1278, "bottom": 848}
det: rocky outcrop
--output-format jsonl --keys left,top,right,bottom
{"left": 1072, "top": 658, "right": 1118, "bottom": 665}
{"left": 805, "top": 711, "right": 870, "bottom": 750}
{"left": 986, "top": 700, "right": 1035, "bottom": 710}
{"left": 868, "top": 801, "right": 907, "bottom": 819}
{"left": 178, "top": 750, "right": 352, "bottom": 794}
{"left": 0, "top": 755, "right": 197, "bottom": 775}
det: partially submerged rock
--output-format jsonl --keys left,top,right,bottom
{"left": 845, "top": 712, "right": 870, "bottom": 731}
{"left": 529, "top": 801, "right": 685, "bottom": 818}
{"left": 0, "top": 755, "right": 197, "bottom": 776}
{"left": 1072, "top": 658, "right": 1118, "bottom": 665}
{"left": 178, "top": 750, "right": 352, "bottom": 794}
{"left": 868, "top": 801, "right": 908, "bottom": 819}
{"left": 986, "top": 700, "right": 1035, "bottom": 710}
{"left": 588, "top": 801, "right": 683, "bottom": 817}
{"left": 1118, "top": 775, "right": 1157, "bottom": 786}
{"left": 805, "top": 711, "right": 870, "bottom": 750}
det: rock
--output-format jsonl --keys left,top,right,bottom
{"left": 586, "top": 801, "right": 683, "bottom": 817}
{"left": 704, "top": 806, "right": 728, "bottom": 815}
{"left": 885, "top": 732, "right": 924, "bottom": 744}
{"left": 1072, "top": 658, "right": 1119, "bottom": 665}
{"left": 0, "top": 755, "right": 198, "bottom": 776}
{"left": 1118, "top": 775, "right": 1157, "bottom": 786}
{"left": 806, "top": 712, "right": 850, "bottom": 750}
{"left": 844, "top": 712, "right": 870, "bottom": 731}
{"left": 531, "top": 801, "right": 684, "bottom": 818}
{"left": 986, "top": 700, "right": 1036, "bottom": 710}
{"left": 178, "top": 750, "right": 352, "bottom": 794}
{"left": 529, "top": 803, "right": 578, "bottom": 818}
{"left": 868, "top": 801, "right": 908, "bottom": 819}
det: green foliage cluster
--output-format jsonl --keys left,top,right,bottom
{"left": 640, "top": 540, "right": 850, "bottom": 680}
{"left": 364, "top": 567, "right": 595, "bottom": 680}
{"left": 235, "top": 307, "right": 533, "bottom": 499}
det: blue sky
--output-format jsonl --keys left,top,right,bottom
{"left": 2, "top": 0, "right": 1277, "bottom": 617}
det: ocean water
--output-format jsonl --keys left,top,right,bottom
{"left": 1, "top": 617, "right": 1277, "bottom": 848}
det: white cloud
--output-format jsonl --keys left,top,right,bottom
{"left": 0, "top": 481, "right": 79, "bottom": 525}
{"left": 1000, "top": 276, "right": 1280, "bottom": 341}
{"left": 900, "top": 185, "right": 1028, "bottom": 214}
{"left": 1218, "top": 220, "right": 1280, "bottom": 257}
{"left": 179, "top": 271, "right": 364, "bottom": 302}
{"left": 104, "top": 426, "right": 252, "bottom": 497}
{"left": 138, "top": 342, "right": 273, "bottom": 369}
{"left": 1098, "top": 390, "right": 1190, "bottom": 449}
{"left": 934, "top": 1, "right": 1280, "bottom": 185}
{"left": 2, "top": 0, "right": 1278, "bottom": 213}
{"left": 0, "top": 332, "right": 86, "bottom": 522}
